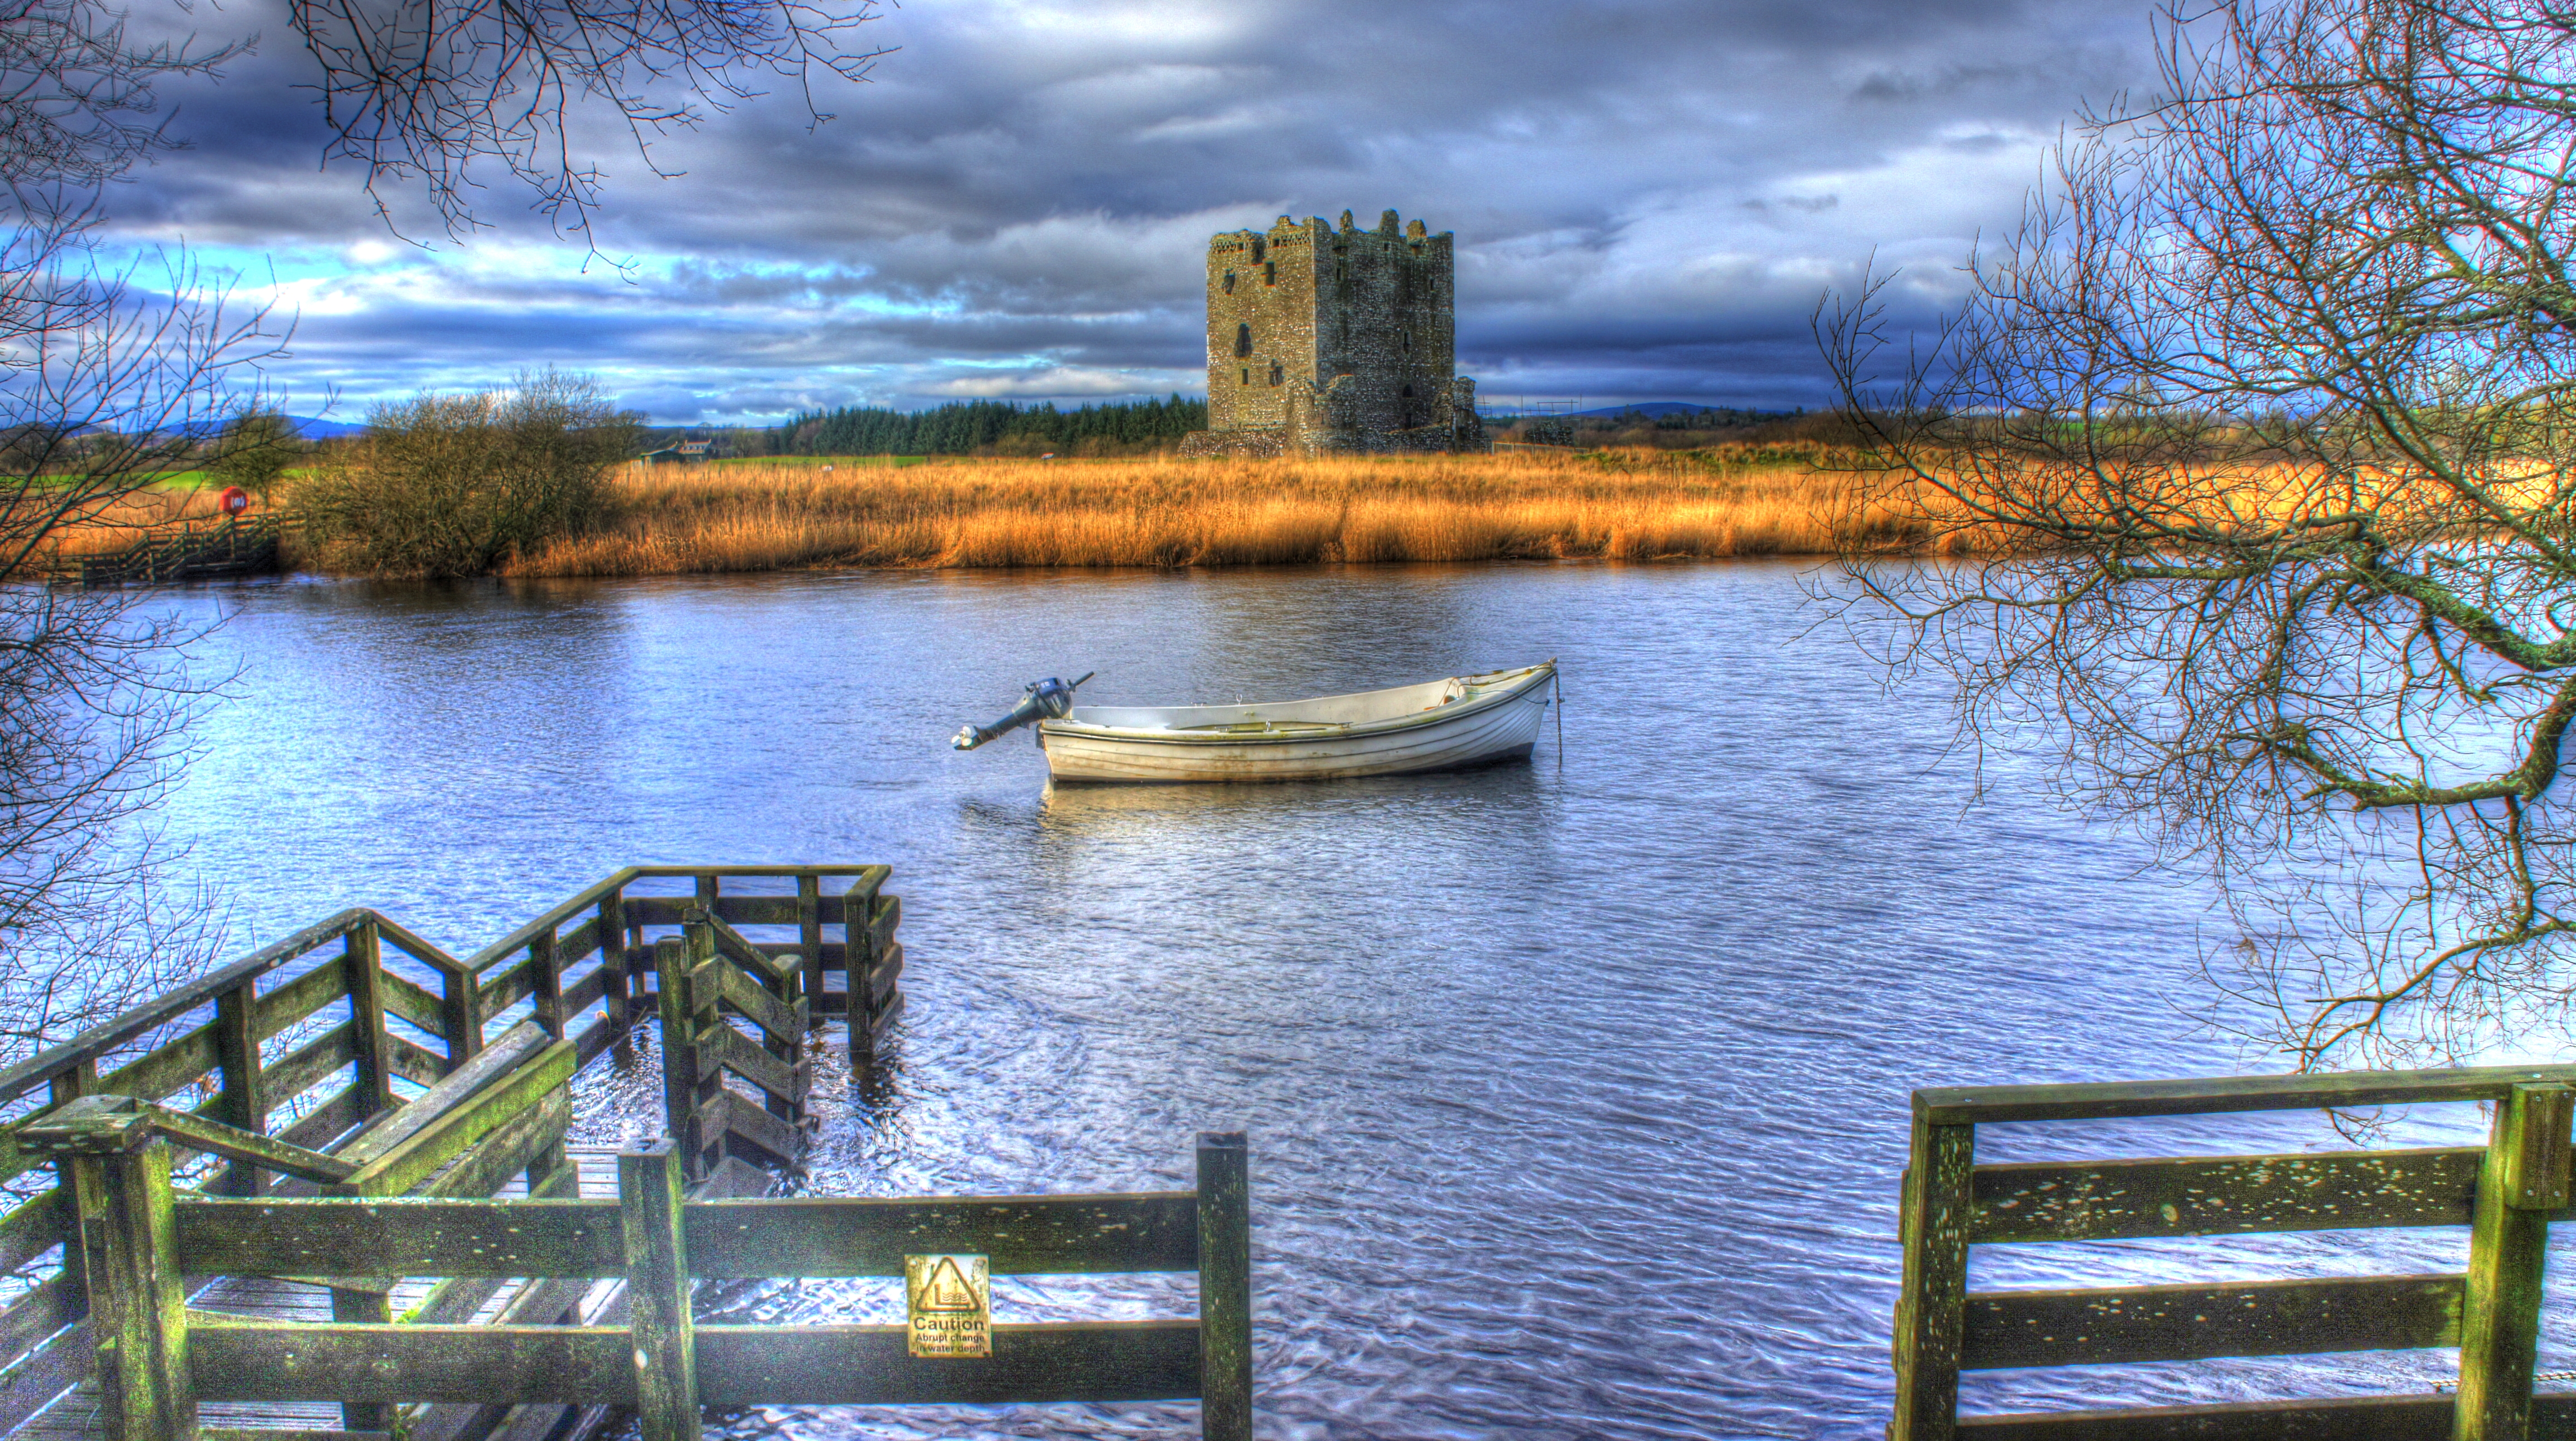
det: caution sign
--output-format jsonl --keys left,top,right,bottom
{"left": 904, "top": 1253, "right": 991, "bottom": 1358}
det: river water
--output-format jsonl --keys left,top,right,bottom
{"left": 145, "top": 562, "right": 2556, "bottom": 1439}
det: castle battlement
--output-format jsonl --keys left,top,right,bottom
{"left": 1181, "top": 209, "right": 1483, "bottom": 457}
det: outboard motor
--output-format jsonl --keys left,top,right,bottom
{"left": 952, "top": 672, "right": 1093, "bottom": 750}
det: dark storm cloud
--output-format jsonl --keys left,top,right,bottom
{"left": 111, "top": 0, "right": 2157, "bottom": 422}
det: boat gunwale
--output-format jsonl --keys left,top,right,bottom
{"left": 1040, "top": 663, "right": 1554, "bottom": 748}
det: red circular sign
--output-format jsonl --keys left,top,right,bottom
{"left": 217, "top": 486, "right": 249, "bottom": 516}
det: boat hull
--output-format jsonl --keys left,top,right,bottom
{"left": 1037, "top": 664, "right": 1553, "bottom": 784}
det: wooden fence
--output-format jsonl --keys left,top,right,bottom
{"left": 76, "top": 518, "right": 281, "bottom": 587}
{"left": 1892, "top": 1062, "right": 2576, "bottom": 1439}
{"left": 0, "top": 866, "right": 914, "bottom": 1441}
{"left": 18, "top": 1114, "right": 1253, "bottom": 1441}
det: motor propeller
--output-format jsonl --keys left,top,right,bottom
{"left": 950, "top": 672, "right": 1095, "bottom": 750}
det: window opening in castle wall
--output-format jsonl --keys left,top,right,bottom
{"left": 1264, "top": 261, "right": 1276, "bottom": 285}
{"left": 1235, "top": 323, "right": 1251, "bottom": 357}
{"left": 1269, "top": 363, "right": 1284, "bottom": 386}
{"left": 1222, "top": 272, "right": 1235, "bottom": 294}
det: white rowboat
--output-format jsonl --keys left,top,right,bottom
{"left": 1035, "top": 662, "right": 1556, "bottom": 784}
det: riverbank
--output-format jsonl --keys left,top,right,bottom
{"left": 499, "top": 446, "right": 1939, "bottom": 574}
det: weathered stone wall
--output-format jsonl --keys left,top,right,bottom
{"left": 1190, "top": 208, "right": 1481, "bottom": 455}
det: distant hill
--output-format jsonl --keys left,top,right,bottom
{"left": 285, "top": 415, "right": 366, "bottom": 439}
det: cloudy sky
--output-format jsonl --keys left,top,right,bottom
{"left": 112, "top": 0, "right": 2159, "bottom": 425}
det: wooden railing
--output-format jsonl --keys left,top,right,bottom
{"left": 1892, "top": 1062, "right": 2576, "bottom": 1439}
{"left": 19, "top": 1111, "right": 1251, "bottom": 1441}
{"left": 0, "top": 865, "right": 907, "bottom": 1441}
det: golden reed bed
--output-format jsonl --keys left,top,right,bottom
{"left": 504, "top": 448, "right": 1950, "bottom": 575}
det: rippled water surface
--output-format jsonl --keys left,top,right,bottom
{"left": 148, "top": 563, "right": 2561, "bottom": 1439}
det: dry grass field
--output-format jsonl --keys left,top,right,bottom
{"left": 504, "top": 446, "right": 1947, "bottom": 576}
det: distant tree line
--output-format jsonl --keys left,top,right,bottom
{"left": 777, "top": 396, "right": 1209, "bottom": 455}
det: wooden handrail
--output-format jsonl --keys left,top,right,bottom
{"left": 0, "top": 910, "right": 374, "bottom": 1110}
{"left": 1914, "top": 1060, "right": 2576, "bottom": 1124}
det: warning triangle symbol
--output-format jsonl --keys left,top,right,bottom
{"left": 920, "top": 1257, "right": 980, "bottom": 1312}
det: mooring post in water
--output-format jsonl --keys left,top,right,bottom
{"left": 2455, "top": 1081, "right": 2572, "bottom": 1438}
{"left": 623, "top": 1141, "right": 701, "bottom": 1441}
{"left": 26, "top": 1105, "right": 192, "bottom": 1441}
{"left": 1196, "top": 1130, "right": 1253, "bottom": 1441}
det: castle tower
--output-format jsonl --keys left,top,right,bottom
{"left": 1186, "top": 209, "right": 1480, "bottom": 455}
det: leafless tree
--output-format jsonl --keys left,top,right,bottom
{"left": 289, "top": 0, "right": 890, "bottom": 238}
{"left": 1821, "top": 0, "right": 2576, "bottom": 1074}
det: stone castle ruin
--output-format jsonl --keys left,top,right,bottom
{"left": 1180, "top": 209, "right": 1485, "bottom": 457}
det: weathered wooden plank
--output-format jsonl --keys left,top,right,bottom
{"left": 21, "top": 1097, "right": 354, "bottom": 1185}
{"left": 2455, "top": 1082, "right": 2570, "bottom": 1435}
{"left": 1893, "top": 1119, "right": 1973, "bottom": 1441}
{"left": 1952, "top": 1394, "right": 2475, "bottom": 1439}
{"left": 707, "top": 897, "right": 801, "bottom": 926}
{"left": 1961, "top": 1273, "right": 2463, "bottom": 1371}
{"left": 1197, "top": 1131, "right": 1251, "bottom": 1441}
{"left": 1970, "top": 1147, "right": 2483, "bottom": 1243}
{"left": 262, "top": 1025, "right": 358, "bottom": 1115}
{"left": 0, "top": 1184, "right": 66, "bottom": 1275}
{"left": 255, "top": 963, "right": 352, "bottom": 1044}
{"left": 477, "top": 959, "right": 540, "bottom": 1019}
{"left": 1917, "top": 1061, "right": 2576, "bottom": 1125}
{"left": 386, "top": 1034, "right": 447, "bottom": 1088}
{"left": 186, "top": 1322, "right": 637, "bottom": 1405}
{"left": 550, "top": 919, "right": 600, "bottom": 968}
{"left": 336, "top": 1036, "right": 575, "bottom": 1198}
{"left": 200, "top": 1429, "right": 392, "bottom": 1441}
{"left": 180, "top": 1198, "right": 623, "bottom": 1279}
{"left": 97, "top": 1022, "right": 220, "bottom": 1106}
{"left": 334, "top": 1023, "right": 554, "bottom": 1170}
{"left": 0, "top": 1323, "right": 93, "bottom": 1436}
{"left": 686, "top": 1192, "right": 1198, "bottom": 1275}
{"left": 866, "top": 895, "right": 899, "bottom": 957}
{"left": 559, "top": 966, "right": 607, "bottom": 1022}
{"left": 692, "top": 1321, "right": 1201, "bottom": 1405}
{"left": 404, "top": 1165, "right": 580, "bottom": 1328}
{"left": 840, "top": 865, "right": 890, "bottom": 908}
{"left": 378, "top": 972, "right": 448, "bottom": 1040}
{"left": 403, "top": 1271, "right": 598, "bottom": 1441}
{"left": 710, "top": 966, "right": 799, "bottom": 1049}
{"left": 0, "top": 1271, "right": 78, "bottom": 1369}
{"left": 368, "top": 915, "right": 473, "bottom": 985}
{"left": 276, "top": 1087, "right": 367, "bottom": 1157}
{"left": 868, "top": 945, "right": 903, "bottom": 1005}
{"left": 703, "top": 915, "right": 790, "bottom": 989}
{"left": 424, "top": 1087, "right": 570, "bottom": 1206}
{"left": 700, "top": 1024, "right": 800, "bottom": 1106}
{"left": 706, "top": 1090, "right": 799, "bottom": 1167}
{"left": 622, "top": 1144, "right": 698, "bottom": 1441}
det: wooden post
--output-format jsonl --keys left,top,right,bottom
{"left": 531, "top": 930, "right": 565, "bottom": 1041}
{"left": 655, "top": 934, "right": 712, "bottom": 1182}
{"left": 1195, "top": 1131, "right": 1253, "bottom": 1441}
{"left": 695, "top": 874, "right": 720, "bottom": 910}
{"left": 330, "top": 1285, "right": 393, "bottom": 1433}
{"left": 209, "top": 981, "right": 265, "bottom": 1197}
{"left": 840, "top": 875, "right": 873, "bottom": 1037}
{"left": 443, "top": 963, "right": 484, "bottom": 1068}
{"left": 51, "top": 1059, "right": 97, "bottom": 1324}
{"left": 44, "top": 1115, "right": 193, "bottom": 1441}
{"left": 2455, "top": 1082, "right": 2573, "bottom": 1439}
{"left": 621, "top": 1141, "right": 699, "bottom": 1441}
{"left": 599, "top": 888, "right": 631, "bottom": 1037}
{"left": 1891, "top": 1115, "right": 1975, "bottom": 1441}
{"left": 796, "top": 874, "right": 821, "bottom": 1029}
{"left": 344, "top": 919, "right": 396, "bottom": 1119}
